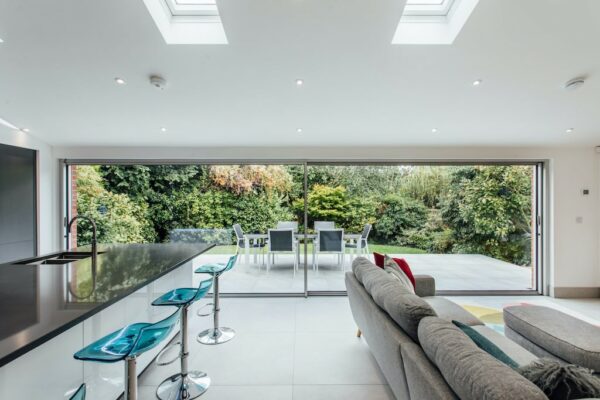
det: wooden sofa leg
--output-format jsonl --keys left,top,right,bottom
{"left": 356, "top": 329, "right": 362, "bottom": 338}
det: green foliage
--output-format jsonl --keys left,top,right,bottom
{"left": 293, "top": 184, "right": 376, "bottom": 232}
{"left": 76, "top": 163, "right": 534, "bottom": 267}
{"left": 372, "top": 195, "right": 428, "bottom": 244}
{"left": 398, "top": 167, "right": 451, "bottom": 208}
{"left": 76, "top": 166, "right": 152, "bottom": 245}
{"left": 441, "top": 166, "right": 532, "bottom": 265}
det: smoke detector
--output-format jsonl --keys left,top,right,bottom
{"left": 564, "top": 77, "right": 585, "bottom": 91}
{"left": 150, "top": 75, "right": 167, "bottom": 90}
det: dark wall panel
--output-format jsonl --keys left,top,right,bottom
{"left": 0, "top": 144, "right": 37, "bottom": 263}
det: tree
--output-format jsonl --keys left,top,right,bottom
{"left": 441, "top": 166, "right": 532, "bottom": 265}
{"left": 76, "top": 166, "right": 152, "bottom": 245}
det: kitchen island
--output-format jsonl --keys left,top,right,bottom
{"left": 0, "top": 243, "right": 214, "bottom": 399}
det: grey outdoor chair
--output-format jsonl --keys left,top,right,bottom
{"left": 313, "top": 229, "right": 345, "bottom": 272}
{"left": 267, "top": 229, "right": 299, "bottom": 275}
{"left": 346, "top": 223, "right": 372, "bottom": 256}
{"left": 233, "top": 223, "right": 265, "bottom": 264}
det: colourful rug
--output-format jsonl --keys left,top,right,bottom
{"left": 460, "top": 304, "right": 505, "bottom": 333}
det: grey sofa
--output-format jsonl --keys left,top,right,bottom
{"left": 346, "top": 257, "right": 550, "bottom": 400}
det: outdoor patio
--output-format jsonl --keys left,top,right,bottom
{"left": 192, "top": 252, "right": 534, "bottom": 293}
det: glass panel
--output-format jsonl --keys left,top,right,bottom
{"left": 67, "top": 163, "right": 305, "bottom": 294}
{"left": 306, "top": 164, "right": 537, "bottom": 292}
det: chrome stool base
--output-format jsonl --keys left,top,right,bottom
{"left": 197, "top": 327, "right": 235, "bottom": 345}
{"left": 196, "top": 303, "right": 214, "bottom": 317}
{"left": 156, "top": 371, "right": 210, "bottom": 400}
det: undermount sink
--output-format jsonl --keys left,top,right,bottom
{"left": 15, "top": 251, "right": 105, "bottom": 265}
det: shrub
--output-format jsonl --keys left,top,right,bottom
{"left": 373, "top": 195, "right": 428, "bottom": 244}
{"left": 76, "top": 166, "right": 153, "bottom": 245}
{"left": 293, "top": 185, "right": 376, "bottom": 232}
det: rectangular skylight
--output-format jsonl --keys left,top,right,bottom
{"left": 403, "top": 0, "right": 455, "bottom": 17}
{"left": 143, "top": 0, "right": 227, "bottom": 44}
{"left": 392, "top": 0, "right": 479, "bottom": 44}
{"left": 163, "top": 0, "right": 219, "bottom": 18}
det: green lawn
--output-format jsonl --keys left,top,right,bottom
{"left": 205, "top": 243, "right": 426, "bottom": 255}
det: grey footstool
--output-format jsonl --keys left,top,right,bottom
{"left": 504, "top": 305, "right": 600, "bottom": 371}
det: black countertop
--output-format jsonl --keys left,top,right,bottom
{"left": 0, "top": 243, "right": 214, "bottom": 367}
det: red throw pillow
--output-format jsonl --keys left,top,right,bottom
{"left": 392, "top": 257, "right": 416, "bottom": 289}
{"left": 373, "top": 252, "right": 385, "bottom": 268}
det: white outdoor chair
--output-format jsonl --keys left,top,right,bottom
{"left": 277, "top": 221, "right": 299, "bottom": 232}
{"left": 313, "top": 229, "right": 345, "bottom": 272}
{"left": 314, "top": 221, "right": 335, "bottom": 231}
{"left": 346, "top": 224, "right": 372, "bottom": 257}
{"left": 267, "top": 229, "right": 299, "bottom": 275}
{"left": 233, "top": 223, "right": 265, "bottom": 265}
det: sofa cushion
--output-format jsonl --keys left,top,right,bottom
{"left": 373, "top": 252, "right": 385, "bottom": 268}
{"left": 386, "top": 255, "right": 416, "bottom": 289}
{"left": 504, "top": 305, "right": 600, "bottom": 371}
{"left": 423, "top": 297, "right": 483, "bottom": 326}
{"left": 418, "top": 317, "right": 548, "bottom": 400}
{"left": 352, "top": 256, "right": 377, "bottom": 283}
{"left": 383, "top": 291, "right": 437, "bottom": 342}
{"left": 384, "top": 256, "right": 415, "bottom": 294}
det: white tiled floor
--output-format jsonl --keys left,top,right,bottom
{"left": 139, "top": 295, "right": 600, "bottom": 399}
{"left": 139, "top": 297, "right": 394, "bottom": 400}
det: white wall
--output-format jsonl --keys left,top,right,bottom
{"left": 54, "top": 144, "right": 600, "bottom": 295}
{"left": 0, "top": 131, "right": 60, "bottom": 255}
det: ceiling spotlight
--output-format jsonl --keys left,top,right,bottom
{"left": 565, "top": 128, "right": 574, "bottom": 134}
{"left": 472, "top": 79, "right": 482, "bottom": 86}
{"left": 295, "top": 79, "right": 304, "bottom": 87}
{"left": 20, "top": 128, "right": 30, "bottom": 133}
{"left": 297, "top": 128, "right": 303, "bottom": 133}
{"left": 431, "top": 128, "right": 438, "bottom": 133}
{"left": 564, "top": 77, "right": 585, "bottom": 91}
{"left": 114, "top": 77, "right": 126, "bottom": 85}
{"left": 160, "top": 127, "right": 167, "bottom": 132}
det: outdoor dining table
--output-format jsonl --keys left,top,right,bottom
{"left": 243, "top": 232, "right": 363, "bottom": 265}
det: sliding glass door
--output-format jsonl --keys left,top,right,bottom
{"left": 64, "top": 162, "right": 306, "bottom": 295}
{"left": 64, "top": 161, "right": 543, "bottom": 295}
{"left": 305, "top": 163, "right": 542, "bottom": 293}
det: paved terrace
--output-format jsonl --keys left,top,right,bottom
{"left": 192, "top": 253, "right": 533, "bottom": 293}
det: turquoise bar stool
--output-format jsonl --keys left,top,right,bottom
{"left": 74, "top": 308, "right": 181, "bottom": 400}
{"left": 195, "top": 254, "right": 238, "bottom": 345}
{"left": 151, "top": 278, "right": 213, "bottom": 400}
{"left": 69, "top": 384, "right": 86, "bottom": 400}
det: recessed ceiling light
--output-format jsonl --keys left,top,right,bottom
{"left": 472, "top": 79, "right": 482, "bottom": 86}
{"left": 297, "top": 128, "right": 303, "bottom": 133}
{"left": 114, "top": 77, "right": 126, "bottom": 85}
{"left": 20, "top": 128, "right": 30, "bottom": 133}
{"left": 161, "top": 127, "right": 167, "bottom": 132}
{"left": 565, "top": 128, "right": 574, "bottom": 134}
{"left": 295, "top": 79, "right": 304, "bottom": 87}
{"left": 431, "top": 128, "right": 438, "bottom": 133}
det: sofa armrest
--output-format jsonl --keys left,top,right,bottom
{"left": 414, "top": 275, "right": 436, "bottom": 297}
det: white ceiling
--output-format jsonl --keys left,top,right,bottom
{"left": 0, "top": 0, "right": 599, "bottom": 147}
